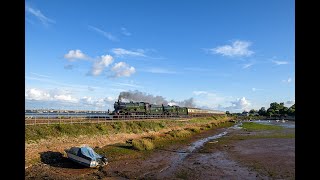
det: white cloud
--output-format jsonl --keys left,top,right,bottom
{"left": 25, "top": 5, "right": 55, "bottom": 26}
{"left": 89, "top": 55, "right": 114, "bottom": 76}
{"left": 286, "top": 100, "right": 295, "bottom": 105}
{"left": 111, "top": 62, "right": 136, "bottom": 77}
{"left": 79, "top": 97, "right": 104, "bottom": 107}
{"left": 272, "top": 60, "right": 289, "bottom": 65}
{"left": 64, "top": 64, "right": 74, "bottom": 70}
{"left": 193, "top": 91, "right": 210, "bottom": 96}
{"left": 252, "top": 88, "right": 263, "bottom": 92}
{"left": 104, "top": 96, "right": 115, "bottom": 102}
{"left": 64, "top": 50, "right": 88, "bottom": 60}
{"left": 88, "top": 87, "right": 95, "bottom": 91}
{"left": 121, "top": 27, "right": 131, "bottom": 36}
{"left": 282, "top": 77, "right": 292, "bottom": 83}
{"left": 25, "top": 88, "right": 51, "bottom": 101}
{"left": 25, "top": 87, "right": 117, "bottom": 110}
{"left": 88, "top": 25, "right": 118, "bottom": 41}
{"left": 243, "top": 63, "right": 253, "bottom": 69}
{"left": 30, "top": 72, "right": 51, "bottom": 78}
{"left": 25, "top": 88, "right": 77, "bottom": 102}
{"left": 113, "top": 82, "right": 143, "bottom": 88}
{"left": 80, "top": 96, "right": 115, "bottom": 108}
{"left": 145, "top": 68, "right": 176, "bottom": 74}
{"left": 210, "top": 40, "right": 254, "bottom": 57}
{"left": 80, "top": 96, "right": 92, "bottom": 104}
{"left": 53, "top": 94, "right": 77, "bottom": 102}
{"left": 111, "top": 48, "right": 146, "bottom": 57}
{"left": 226, "top": 97, "right": 251, "bottom": 111}
{"left": 26, "top": 76, "right": 97, "bottom": 92}
{"left": 184, "top": 67, "right": 211, "bottom": 72}
{"left": 192, "top": 91, "right": 231, "bottom": 110}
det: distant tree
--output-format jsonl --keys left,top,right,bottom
{"left": 280, "top": 107, "right": 289, "bottom": 116}
{"left": 268, "top": 102, "right": 288, "bottom": 117}
{"left": 249, "top": 109, "right": 256, "bottom": 114}
{"left": 287, "top": 104, "right": 295, "bottom": 116}
{"left": 258, "top": 107, "right": 266, "bottom": 116}
{"left": 267, "top": 108, "right": 275, "bottom": 117}
{"left": 270, "top": 102, "right": 280, "bottom": 110}
{"left": 226, "top": 111, "right": 230, "bottom": 116}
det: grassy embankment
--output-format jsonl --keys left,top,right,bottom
{"left": 26, "top": 115, "right": 234, "bottom": 163}
{"left": 26, "top": 115, "right": 231, "bottom": 142}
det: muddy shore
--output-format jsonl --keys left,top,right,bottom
{"left": 25, "top": 120, "right": 295, "bottom": 179}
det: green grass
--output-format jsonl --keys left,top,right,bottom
{"left": 188, "top": 115, "right": 226, "bottom": 123}
{"left": 241, "top": 122, "right": 283, "bottom": 131}
{"left": 25, "top": 121, "right": 171, "bottom": 142}
{"left": 94, "top": 143, "right": 140, "bottom": 162}
{"left": 168, "top": 129, "right": 192, "bottom": 138}
{"left": 26, "top": 116, "right": 232, "bottom": 142}
{"left": 132, "top": 139, "right": 155, "bottom": 151}
{"left": 187, "top": 127, "right": 201, "bottom": 133}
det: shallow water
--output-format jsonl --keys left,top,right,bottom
{"left": 253, "top": 120, "right": 295, "bottom": 128}
{"left": 159, "top": 123, "right": 240, "bottom": 178}
{"left": 176, "top": 123, "right": 241, "bottom": 161}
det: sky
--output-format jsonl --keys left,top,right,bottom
{"left": 25, "top": 0, "right": 295, "bottom": 112}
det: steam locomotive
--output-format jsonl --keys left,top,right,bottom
{"left": 113, "top": 100, "right": 225, "bottom": 116}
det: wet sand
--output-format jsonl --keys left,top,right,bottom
{"left": 25, "top": 121, "right": 295, "bottom": 180}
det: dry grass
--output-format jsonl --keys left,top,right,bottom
{"left": 25, "top": 116, "right": 233, "bottom": 167}
{"left": 132, "top": 139, "right": 155, "bottom": 151}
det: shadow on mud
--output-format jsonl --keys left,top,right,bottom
{"left": 109, "top": 143, "right": 133, "bottom": 150}
{"left": 39, "top": 151, "right": 87, "bottom": 169}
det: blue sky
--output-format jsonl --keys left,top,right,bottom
{"left": 25, "top": 0, "right": 295, "bottom": 112}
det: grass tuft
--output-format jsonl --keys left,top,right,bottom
{"left": 132, "top": 139, "right": 155, "bottom": 151}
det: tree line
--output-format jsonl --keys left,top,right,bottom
{"left": 226, "top": 102, "right": 295, "bottom": 117}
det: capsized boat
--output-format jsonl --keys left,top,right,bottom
{"left": 65, "top": 146, "right": 108, "bottom": 167}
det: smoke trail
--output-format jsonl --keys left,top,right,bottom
{"left": 168, "top": 98, "right": 195, "bottom": 107}
{"left": 118, "top": 90, "right": 195, "bottom": 107}
{"left": 118, "top": 90, "right": 168, "bottom": 105}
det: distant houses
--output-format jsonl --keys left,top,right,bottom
{"left": 241, "top": 111, "right": 249, "bottom": 116}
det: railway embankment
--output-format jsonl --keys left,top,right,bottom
{"left": 25, "top": 115, "right": 233, "bottom": 168}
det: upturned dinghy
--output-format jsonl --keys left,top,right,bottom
{"left": 65, "top": 146, "right": 108, "bottom": 168}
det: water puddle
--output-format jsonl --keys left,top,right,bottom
{"left": 176, "top": 123, "right": 242, "bottom": 160}
{"left": 159, "top": 123, "right": 241, "bottom": 177}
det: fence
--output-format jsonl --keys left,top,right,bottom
{"left": 25, "top": 114, "right": 199, "bottom": 125}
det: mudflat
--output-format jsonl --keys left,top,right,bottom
{"left": 25, "top": 121, "right": 295, "bottom": 180}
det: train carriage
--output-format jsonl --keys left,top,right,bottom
{"left": 149, "top": 104, "right": 164, "bottom": 115}
{"left": 113, "top": 100, "right": 225, "bottom": 116}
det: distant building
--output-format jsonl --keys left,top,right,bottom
{"left": 241, "top": 111, "right": 249, "bottom": 116}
